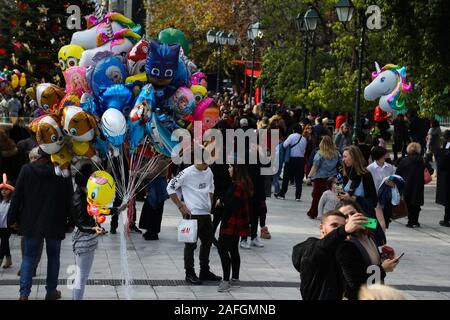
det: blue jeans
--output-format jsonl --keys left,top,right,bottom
{"left": 272, "top": 160, "right": 283, "bottom": 194}
{"left": 20, "top": 237, "right": 61, "bottom": 297}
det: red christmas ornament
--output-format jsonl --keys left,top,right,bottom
{"left": 0, "top": 48, "right": 6, "bottom": 56}
{"left": 12, "top": 41, "right": 22, "bottom": 49}
{"left": 51, "top": 23, "right": 61, "bottom": 33}
{"left": 17, "top": 1, "right": 27, "bottom": 12}
{"left": 9, "top": 18, "right": 17, "bottom": 27}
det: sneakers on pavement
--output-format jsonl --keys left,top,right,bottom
{"left": 240, "top": 239, "right": 251, "bottom": 249}
{"left": 260, "top": 226, "right": 271, "bottom": 239}
{"left": 130, "top": 224, "right": 142, "bottom": 233}
{"left": 274, "top": 193, "right": 285, "bottom": 200}
{"left": 251, "top": 237, "right": 264, "bottom": 248}
{"left": 45, "top": 290, "right": 61, "bottom": 300}
{"left": 230, "top": 278, "right": 241, "bottom": 288}
{"left": 218, "top": 280, "right": 231, "bottom": 292}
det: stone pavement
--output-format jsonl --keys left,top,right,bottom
{"left": 0, "top": 180, "right": 449, "bottom": 300}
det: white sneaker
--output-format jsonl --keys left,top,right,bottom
{"left": 230, "top": 278, "right": 241, "bottom": 288}
{"left": 240, "top": 239, "right": 251, "bottom": 249}
{"left": 251, "top": 237, "right": 264, "bottom": 248}
{"left": 218, "top": 280, "right": 231, "bottom": 292}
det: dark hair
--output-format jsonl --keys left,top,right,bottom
{"left": 431, "top": 119, "right": 440, "bottom": 128}
{"left": 335, "top": 199, "right": 364, "bottom": 214}
{"left": 444, "top": 130, "right": 450, "bottom": 141}
{"left": 321, "top": 209, "right": 346, "bottom": 223}
{"left": 326, "top": 176, "right": 337, "bottom": 190}
{"left": 371, "top": 146, "right": 387, "bottom": 161}
{"left": 357, "top": 131, "right": 366, "bottom": 143}
{"left": 231, "top": 164, "right": 253, "bottom": 196}
{"left": 75, "top": 163, "right": 94, "bottom": 187}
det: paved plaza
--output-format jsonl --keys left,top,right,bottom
{"left": 0, "top": 180, "right": 449, "bottom": 300}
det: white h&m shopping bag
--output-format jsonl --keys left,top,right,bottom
{"left": 177, "top": 219, "right": 198, "bottom": 243}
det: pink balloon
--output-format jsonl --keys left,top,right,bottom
{"left": 64, "top": 66, "right": 90, "bottom": 97}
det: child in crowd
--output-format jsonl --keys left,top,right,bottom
{"left": 0, "top": 174, "right": 14, "bottom": 269}
{"left": 317, "top": 177, "right": 341, "bottom": 219}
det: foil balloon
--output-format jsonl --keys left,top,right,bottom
{"left": 64, "top": 66, "right": 89, "bottom": 97}
{"left": 87, "top": 52, "right": 127, "bottom": 100}
{"left": 87, "top": 170, "right": 116, "bottom": 216}
{"left": 128, "top": 39, "right": 148, "bottom": 76}
{"left": 80, "top": 93, "right": 102, "bottom": 116}
{"left": 168, "top": 86, "right": 195, "bottom": 115}
{"left": 145, "top": 41, "right": 180, "bottom": 88}
{"left": 146, "top": 114, "right": 178, "bottom": 158}
{"left": 58, "top": 44, "right": 85, "bottom": 71}
{"left": 158, "top": 28, "right": 190, "bottom": 56}
{"left": 99, "top": 84, "right": 134, "bottom": 114}
{"left": 10, "top": 73, "right": 19, "bottom": 89}
{"left": 130, "top": 84, "right": 155, "bottom": 123}
{"left": 19, "top": 73, "right": 26, "bottom": 87}
{"left": 100, "top": 108, "right": 127, "bottom": 147}
{"left": 193, "top": 98, "right": 220, "bottom": 133}
{"left": 191, "top": 72, "right": 207, "bottom": 88}
{"left": 364, "top": 62, "right": 412, "bottom": 114}
{"left": 191, "top": 85, "right": 207, "bottom": 104}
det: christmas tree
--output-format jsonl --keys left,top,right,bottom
{"left": 0, "top": 0, "right": 93, "bottom": 83}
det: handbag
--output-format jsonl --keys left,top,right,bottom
{"left": 391, "top": 198, "right": 408, "bottom": 219}
{"left": 177, "top": 218, "right": 198, "bottom": 243}
{"left": 424, "top": 167, "right": 432, "bottom": 184}
{"left": 283, "top": 135, "right": 302, "bottom": 163}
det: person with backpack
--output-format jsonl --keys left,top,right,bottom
{"left": 275, "top": 124, "right": 308, "bottom": 201}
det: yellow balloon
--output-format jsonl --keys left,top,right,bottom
{"left": 58, "top": 44, "right": 85, "bottom": 71}
{"left": 125, "top": 73, "right": 147, "bottom": 84}
{"left": 87, "top": 171, "right": 116, "bottom": 209}
{"left": 19, "top": 73, "right": 27, "bottom": 87}
{"left": 191, "top": 85, "right": 207, "bottom": 97}
{"left": 11, "top": 74, "right": 19, "bottom": 89}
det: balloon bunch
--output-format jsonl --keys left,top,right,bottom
{"left": 0, "top": 67, "right": 27, "bottom": 93}
{"left": 87, "top": 171, "right": 116, "bottom": 224}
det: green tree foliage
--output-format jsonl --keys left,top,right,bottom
{"left": 258, "top": 0, "right": 450, "bottom": 117}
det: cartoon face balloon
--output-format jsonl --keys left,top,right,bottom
{"left": 64, "top": 67, "right": 89, "bottom": 97}
{"left": 191, "top": 72, "right": 207, "bottom": 88}
{"left": 87, "top": 52, "right": 127, "bottom": 100}
{"left": 58, "top": 45, "right": 85, "bottom": 72}
{"left": 191, "top": 85, "right": 207, "bottom": 104}
{"left": 128, "top": 40, "right": 149, "bottom": 76}
{"left": 87, "top": 171, "right": 116, "bottom": 209}
{"left": 193, "top": 98, "right": 220, "bottom": 133}
{"left": 168, "top": 87, "right": 195, "bottom": 115}
{"left": 145, "top": 41, "right": 180, "bottom": 87}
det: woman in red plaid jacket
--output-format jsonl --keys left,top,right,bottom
{"left": 216, "top": 164, "right": 253, "bottom": 292}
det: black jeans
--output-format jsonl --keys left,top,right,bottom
{"left": 407, "top": 204, "right": 421, "bottom": 225}
{"left": 393, "top": 141, "right": 407, "bottom": 160}
{"left": 218, "top": 234, "right": 240, "bottom": 281}
{"left": 184, "top": 215, "right": 213, "bottom": 274}
{"left": 383, "top": 202, "right": 392, "bottom": 229}
{"left": 280, "top": 157, "right": 305, "bottom": 199}
{"left": 0, "top": 228, "right": 11, "bottom": 259}
{"left": 250, "top": 199, "right": 267, "bottom": 240}
{"left": 111, "top": 201, "right": 137, "bottom": 230}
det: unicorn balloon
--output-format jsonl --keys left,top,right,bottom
{"left": 364, "top": 62, "right": 412, "bottom": 114}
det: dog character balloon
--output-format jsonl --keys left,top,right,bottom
{"left": 59, "top": 105, "right": 100, "bottom": 163}
{"left": 27, "top": 83, "right": 66, "bottom": 114}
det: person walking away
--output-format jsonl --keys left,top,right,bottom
{"left": 71, "top": 164, "right": 104, "bottom": 300}
{"left": 317, "top": 177, "right": 341, "bottom": 219}
{"left": 395, "top": 142, "right": 434, "bottom": 228}
{"left": 367, "top": 147, "right": 395, "bottom": 230}
{"left": 426, "top": 120, "right": 442, "bottom": 163}
{"left": 217, "top": 165, "right": 253, "bottom": 292}
{"left": 336, "top": 201, "right": 401, "bottom": 300}
{"left": 292, "top": 209, "right": 368, "bottom": 300}
{"left": 8, "top": 148, "right": 74, "bottom": 300}
{"left": 275, "top": 124, "right": 307, "bottom": 201}
{"left": 306, "top": 136, "right": 340, "bottom": 219}
{"left": 0, "top": 175, "right": 14, "bottom": 269}
{"left": 167, "top": 162, "right": 221, "bottom": 285}
{"left": 6, "top": 93, "right": 21, "bottom": 124}
{"left": 392, "top": 114, "right": 409, "bottom": 162}
{"left": 335, "top": 123, "right": 352, "bottom": 154}
{"left": 437, "top": 130, "right": 450, "bottom": 227}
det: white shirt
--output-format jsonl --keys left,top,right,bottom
{"left": 446, "top": 142, "right": 450, "bottom": 150}
{"left": 367, "top": 161, "right": 395, "bottom": 191}
{"left": 167, "top": 165, "right": 214, "bottom": 215}
{"left": 283, "top": 133, "right": 307, "bottom": 157}
{"left": 0, "top": 200, "right": 10, "bottom": 228}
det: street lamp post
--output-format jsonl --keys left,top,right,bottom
{"left": 207, "top": 30, "right": 236, "bottom": 93}
{"left": 296, "top": 8, "right": 319, "bottom": 119}
{"left": 335, "top": 0, "right": 364, "bottom": 143}
{"left": 247, "top": 22, "right": 262, "bottom": 108}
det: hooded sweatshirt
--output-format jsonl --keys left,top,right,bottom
{"left": 8, "top": 161, "right": 74, "bottom": 240}
{"left": 292, "top": 226, "right": 348, "bottom": 300}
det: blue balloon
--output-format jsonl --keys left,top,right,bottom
{"left": 99, "top": 84, "right": 134, "bottom": 114}
{"left": 80, "top": 93, "right": 102, "bottom": 116}
{"left": 87, "top": 52, "right": 127, "bottom": 100}
{"left": 93, "top": 136, "right": 109, "bottom": 160}
{"left": 145, "top": 114, "right": 178, "bottom": 157}
{"left": 128, "top": 120, "right": 146, "bottom": 154}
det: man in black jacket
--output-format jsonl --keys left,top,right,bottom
{"left": 8, "top": 148, "right": 74, "bottom": 300}
{"left": 292, "top": 209, "right": 367, "bottom": 300}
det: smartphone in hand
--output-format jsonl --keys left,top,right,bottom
{"left": 361, "top": 217, "right": 378, "bottom": 229}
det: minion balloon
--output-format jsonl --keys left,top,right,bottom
{"left": 87, "top": 171, "right": 116, "bottom": 223}
{"left": 58, "top": 44, "right": 85, "bottom": 72}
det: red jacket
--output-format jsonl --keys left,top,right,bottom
{"left": 374, "top": 106, "right": 388, "bottom": 122}
{"left": 220, "top": 182, "right": 251, "bottom": 237}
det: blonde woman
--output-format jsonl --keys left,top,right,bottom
{"left": 359, "top": 284, "right": 406, "bottom": 300}
{"left": 306, "top": 136, "right": 340, "bottom": 219}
